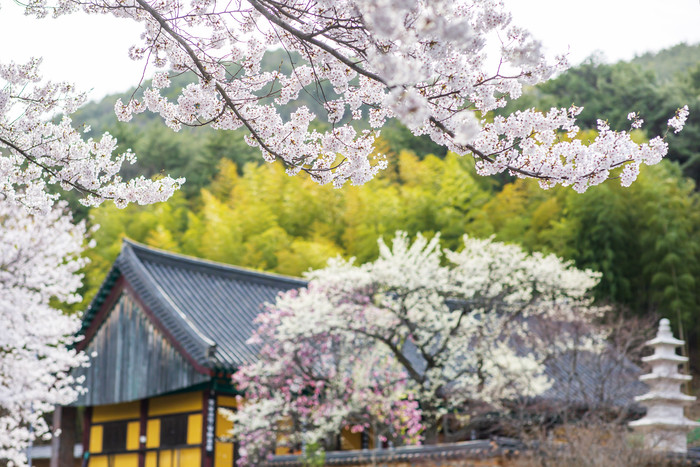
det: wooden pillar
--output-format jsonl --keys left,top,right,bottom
{"left": 202, "top": 390, "right": 215, "bottom": 467}
{"left": 138, "top": 399, "right": 148, "bottom": 467}
{"left": 82, "top": 407, "right": 92, "bottom": 466}
{"left": 50, "top": 405, "right": 77, "bottom": 467}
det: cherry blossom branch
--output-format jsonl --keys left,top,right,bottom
{"left": 12, "top": 0, "right": 690, "bottom": 207}
{"left": 0, "top": 135, "right": 104, "bottom": 198}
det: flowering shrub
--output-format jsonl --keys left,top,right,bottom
{"left": 232, "top": 232, "right": 603, "bottom": 465}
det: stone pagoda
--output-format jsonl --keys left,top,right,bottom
{"left": 629, "top": 318, "right": 700, "bottom": 453}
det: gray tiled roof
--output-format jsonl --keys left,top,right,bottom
{"left": 81, "top": 239, "right": 306, "bottom": 372}
{"left": 81, "top": 240, "right": 644, "bottom": 407}
{"left": 263, "top": 438, "right": 524, "bottom": 466}
{"left": 541, "top": 347, "right": 646, "bottom": 407}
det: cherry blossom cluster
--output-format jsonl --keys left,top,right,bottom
{"left": 26, "top": 0, "right": 687, "bottom": 192}
{"left": 668, "top": 105, "right": 690, "bottom": 134}
{"left": 0, "top": 58, "right": 183, "bottom": 214}
{"left": 468, "top": 106, "right": 678, "bottom": 192}
{"left": 232, "top": 232, "right": 603, "bottom": 464}
{"left": 0, "top": 199, "right": 89, "bottom": 466}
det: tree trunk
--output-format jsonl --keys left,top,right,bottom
{"left": 50, "top": 405, "right": 77, "bottom": 467}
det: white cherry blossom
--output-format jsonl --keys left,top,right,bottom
{"left": 0, "top": 58, "right": 183, "bottom": 213}
{"left": 0, "top": 199, "right": 88, "bottom": 466}
{"left": 15, "top": 0, "right": 689, "bottom": 198}
{"left": 233, "top": 232, "right": 603, "bottom": 464}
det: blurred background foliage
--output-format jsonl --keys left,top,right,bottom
{"left": 70, "top": 44, "right": 700, "bottom": 361}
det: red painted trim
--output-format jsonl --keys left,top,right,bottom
{"left": 76, "top": 276, "right": 126, "bottom": 351}
{"left": 76, "top": 274, "right": 213, "bottom": 376}
{"left": 123, "top": 280, "right": 213, "bottom": 376}
{"left": 138, "top": 399, "right": 148, "bottom": 467}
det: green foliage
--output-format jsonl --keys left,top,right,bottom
{"left": 632, "top": 43, "right": 700, "bottom": 84}
{"left": 474, "top": 161, "right": 700, "bottom": 339}
{"left": 636, "top": 164, "right": 700, "bottom": 334}
{"left": 77, "top": 43, "right": 700, "bottom": 344}
{"left": 301, "top": 442, "right": 326, "bottom": 467}
{"left": 83, "top": 152, "right": 494, "bottom": 297}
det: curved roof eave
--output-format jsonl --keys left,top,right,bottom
{"left": 78, "top": 238, "right": 308, "bottom": 373}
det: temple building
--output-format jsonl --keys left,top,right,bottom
{"left": 52, "top": 239, "right": 306, "bottom": 467}
{"left": 49, "top": 239, "right": 650, "bottom": 467}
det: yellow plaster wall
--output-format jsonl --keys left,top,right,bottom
{"left": 89, "top": 454, "right": 138, "bottom": 467}
{"left": 146, "top": 419, "right": 160, "bottom": 448}
{"left": 148, "top": 448, "right": 200, "bottom": 466}
{"left": 217, "top": 395, "right": 237, "bottom": 408}
{"left": 215, "top": 408, "right": 235, "bottom": 467}
{"left": 145, "top": 451, "right": 157, "bottom": 467}
{"left": 148, "top": 391, "right": 203, "bottom": 416}
{"left": 88, "top": 456, "right": 108, "bottom": 467}
{"left": 158, "top": 450, "right": 173, "bottom": 465}
{"left": 179, "top": 447, "right": 201, "bottom": 465}
{"left": 215, "top": 410, "right": 233, "bottom": 438}
{"left": 92, "top": 401, "right": 141, "bottom": 423}
{"left": 341, "top": 428, "right": 362, "bottom": 451}
{"left": 274, "top": 444, "right": 291, "bottom": 456}
{"left": 340, "top": 427, "right": 375, "bottom": 450}
{"left": 89, "top": 425, "right": 103, "bottom": 453}
{"left": 187, "top": 413, "right": 203, "bottom": 444}
{"left": 274, "top": 417, "right": 293, "bottom": 455}
{"left": 215, "top": 442, "right": 234, "bottom": 467}
{"left": 126, "top": 421, "right": 141, "bottom": 451}
{"left": 88, "top": 392, "right": 210, "bottom": 466}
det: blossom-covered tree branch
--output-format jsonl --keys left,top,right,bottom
{"left": 17, "top": 0, "right": 688, "bottom": 201}
{"left": 231, "top": 232, "right": 604, "bottom": 464}
{"left": 0, "top": 58, "right": 183, "bottom": 213}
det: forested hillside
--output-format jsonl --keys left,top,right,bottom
{"left": 501, "top": 44, "right": 700, "bottom": 181}
{"left": 75, "top": 44, "right": 700, "bottom": 356}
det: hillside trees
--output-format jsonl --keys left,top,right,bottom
{"left": 231, "top": 232, "right": 603, "bottom": 464}
{"left": 85, "top": 150, "right": 700, "bottom": 341}
{"left": 476, "top": 162, "right": 700, "bottom": 334}
{"left": 85, "top": 152, "right": 492, "bottom": 289}
{"left": 0, "top": 200, "right": 88, "bottom": 465}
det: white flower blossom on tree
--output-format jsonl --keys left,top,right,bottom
{"left": 0, "top": 199, "right": 88, "bottom": 466}
{"left": 232, "top": 232, "right": 603, "bottom": 465}
{"left": 16, "top": 0, "right": 688, "bottom": 199}
{"left": 0, "top": 58, "right": 183, "bottom": 213}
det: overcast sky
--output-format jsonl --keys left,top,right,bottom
{"left": 0, "top": 1, "right": 699, "bottom": 102}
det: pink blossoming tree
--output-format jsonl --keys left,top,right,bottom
{"left": 0, "top": 199, "right": 88, "bottom": 466}
{"left": 232, "top": 232, "right": 603, "bottom": 465}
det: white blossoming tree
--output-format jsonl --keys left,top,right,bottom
{"left": 3, "top": 0, "right": 687, "bottom": 212}
{"left": 232, "top": 232, "right": 603, "bottom": 465}
{"left": 0, "top": 199, "right": 88, "bottom": 466}
{"left": 0, "top": 58, "right": 183, "bottom": 214}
